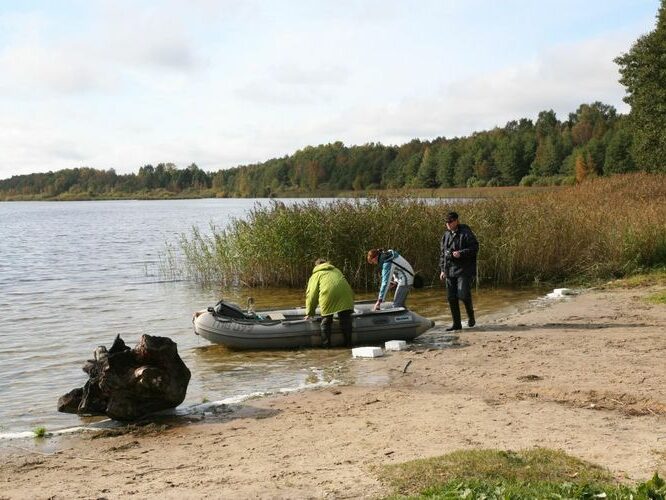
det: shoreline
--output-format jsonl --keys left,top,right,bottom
{"left": 0, "top": 285, "right": 543, "bottom": 439}
{"left": 0, "top": 185, "right": 556, "bottom": 203}
{"left": 2, "top": 284, "right": 665, "bottom": 498}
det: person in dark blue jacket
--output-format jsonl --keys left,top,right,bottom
{"left": 439, "top": 212, "right": 479, "bottom": 330}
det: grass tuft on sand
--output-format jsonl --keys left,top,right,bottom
{"left": 379, "top": 448, "right": 612, "bottom": 496}
{"left": 647, "top": 290, "right": 666, "bottom": 305}
{"left": 602, "top": 267, "right": 666, "bottom": 289}
{"left": 378, "top": 448, "right": 666, "bottom": 499}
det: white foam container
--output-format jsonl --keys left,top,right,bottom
{"left": 385, "top": 340, "right": 407, "bottom": 351}
{"left": 351, "top": 346, "right": 384, "bottom": 358}
{"left": 546, "top": 288, "right": 576, "bottom": 298}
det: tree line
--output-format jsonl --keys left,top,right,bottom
{"left": 213, "top": 101, "right": 637, "bottom": 197}
{"left": 1, "top": 1, "right": 665, "bottom": 200}
{"left": 0, "top": 163, "right": 213, "bottom": 200}
{"left": 0, "top": 102, "right": 646, "bottom": 200}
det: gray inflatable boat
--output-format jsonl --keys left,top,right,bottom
{"left": 193, "top": 300, "right": 435, "bottom": 350}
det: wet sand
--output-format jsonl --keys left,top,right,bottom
{"left": 1, "top": 285, "right": 665, "bottom": 499}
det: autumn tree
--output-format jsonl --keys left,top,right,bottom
{"left": 575, "top": 154, "right": 589, "bottom": 183}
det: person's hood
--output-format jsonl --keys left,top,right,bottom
{"left": 312, "top": 262, "right": 336, "bottom": 273}
{"left": 379, "top": 249, "right": 398, "bottom": 263}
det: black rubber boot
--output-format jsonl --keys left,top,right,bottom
{"left": 463, "top": 298, "right": 475, "bottom": 327}
{"left": 340, "top": 310, "right": 354, "bottom": 347}
{"left": 446, "top": 299, "right": 463, "bottom": 331}
{"left": 342, "top": 324, "right": 352, "bottom": 348}
{"left": 320, "top": 316, "right": 332, "bottom": 348}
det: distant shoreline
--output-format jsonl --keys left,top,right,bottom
{"left": 0, "top": 184, "right": 559, "bottom": 202}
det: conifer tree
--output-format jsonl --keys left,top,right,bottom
{"left": 435, "top": 147, "right": 458, "bottom": 187}
{"left": 604, "top": 128, "right": 635, "bottom": 174}
{"left": 416, "top": 146, "right": 438, "bottom": 187}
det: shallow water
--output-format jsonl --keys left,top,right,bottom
{"left": 0, "top": 199, "right": 544, "bottom": 438}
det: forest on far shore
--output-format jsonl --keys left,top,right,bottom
{"left": 0, "top": 102, "right": 649, "bottom": 201}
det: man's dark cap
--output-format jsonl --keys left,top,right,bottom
{"left": 445, "top": 211, "right": 459, "bottom": 223}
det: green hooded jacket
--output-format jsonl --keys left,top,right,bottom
{"left": 305, "top": 262, "right": 354, "bottom": 316}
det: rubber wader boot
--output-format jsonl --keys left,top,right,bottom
{"left": 342, "top": 323, "right": 352, "bottom": 347}
{"left": 321, "top": 320, "right": 331, "bottom": 348}
{"left": 339, "top": 311, "right": 353, "bottom": 347}
{"left": 446, "top": 299, "right": 463, "bottom": 331}
{"left": 463, "top": 298, "right": 475, "bottom": 327}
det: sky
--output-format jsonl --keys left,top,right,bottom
{"left": 0, "top": 0, "right": 661, "bottom": 179}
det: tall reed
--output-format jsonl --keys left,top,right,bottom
{"left": 173, "top": 173, "right": 666, "bottom": 288}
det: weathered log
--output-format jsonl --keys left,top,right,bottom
{"left": 57, "top": 334, "right": 191, "bottom": 421}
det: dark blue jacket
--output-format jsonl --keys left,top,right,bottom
{"left": 440, "top": 224, "right": 479, "bottom": 278}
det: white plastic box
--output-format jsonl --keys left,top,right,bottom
{"left": 385, "top": 340, "right": 408, "bottom": 351}
{"left": 351, "top": 346, "right": 384, "bottom": 358}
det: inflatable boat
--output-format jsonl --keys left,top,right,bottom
{"left": 193, "top": 300, "right": 435, "bottom": 350}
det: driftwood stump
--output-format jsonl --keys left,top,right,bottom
{"left": 58, "top": 334, "right": 191, "bottom": 421}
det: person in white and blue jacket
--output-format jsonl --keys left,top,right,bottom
{"left": 367, "top": 248, "right": 414, "bottom": 311}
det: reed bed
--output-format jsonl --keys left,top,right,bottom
{"left": 173, "top": 173, "right": 666, "bottom": 288}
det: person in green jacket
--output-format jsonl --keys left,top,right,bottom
{"left": 305, "top": 258, "right": 354, "bottom": 348}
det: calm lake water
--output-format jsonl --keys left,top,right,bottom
{"left": 0, "top": 199, "right": 543, "bottom": 438}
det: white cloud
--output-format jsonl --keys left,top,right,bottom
{"left": 0, "top": 42, "right": 107, "bottom": 95}
{"left": 234, "top": 70, "right": 347, "bottom": 106}
{"left": 271, "top": 64, "right": 349, "bottom": 87}
{"left": 0, "top": 11, "right": 106, "bottom": 95}
{"left": 234, "top": 80, "right": 323, "bottom": 106}
{"left": 96, "top": 3, "right": 203, "bottom": 71}
{"left": 305, "top": 33, "right": 634, "bottom": 147}
{"left": 0, "top": 2, "right": 204, "bottom": 98}
{"left": 0, "top": 115, "right": 91, "bottom": 174}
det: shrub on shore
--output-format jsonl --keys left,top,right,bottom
{"left": 174, "top": 173, "right": 666, "bottom": 288}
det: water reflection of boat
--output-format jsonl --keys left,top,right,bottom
{"left": 193, "top": 300, "right": 435, "bottom": 350}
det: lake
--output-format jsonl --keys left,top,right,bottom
{"left": 0, "top": 199, "right": 543, "bottom": 438}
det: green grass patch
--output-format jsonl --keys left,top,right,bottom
{"left": 379, "top": 448, "right": 666, "bottom": 499}
{"left": 405, "top": 474, "right": 665, "bottom": 499}
{"left": 379, "top": 448, "right": 613, "bottom": 496}
{"left": 647, "top": 290, "right": 666, "bottom": 305}
{"left": 602, "top": 268, "right": 666, "bottom": 289}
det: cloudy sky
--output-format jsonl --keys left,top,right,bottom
{"left": 0, "top": 0, "right": 660, "bottom": 178}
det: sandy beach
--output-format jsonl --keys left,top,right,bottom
{"left": 1, "top": 284, "right": 665, "bottom": 499}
